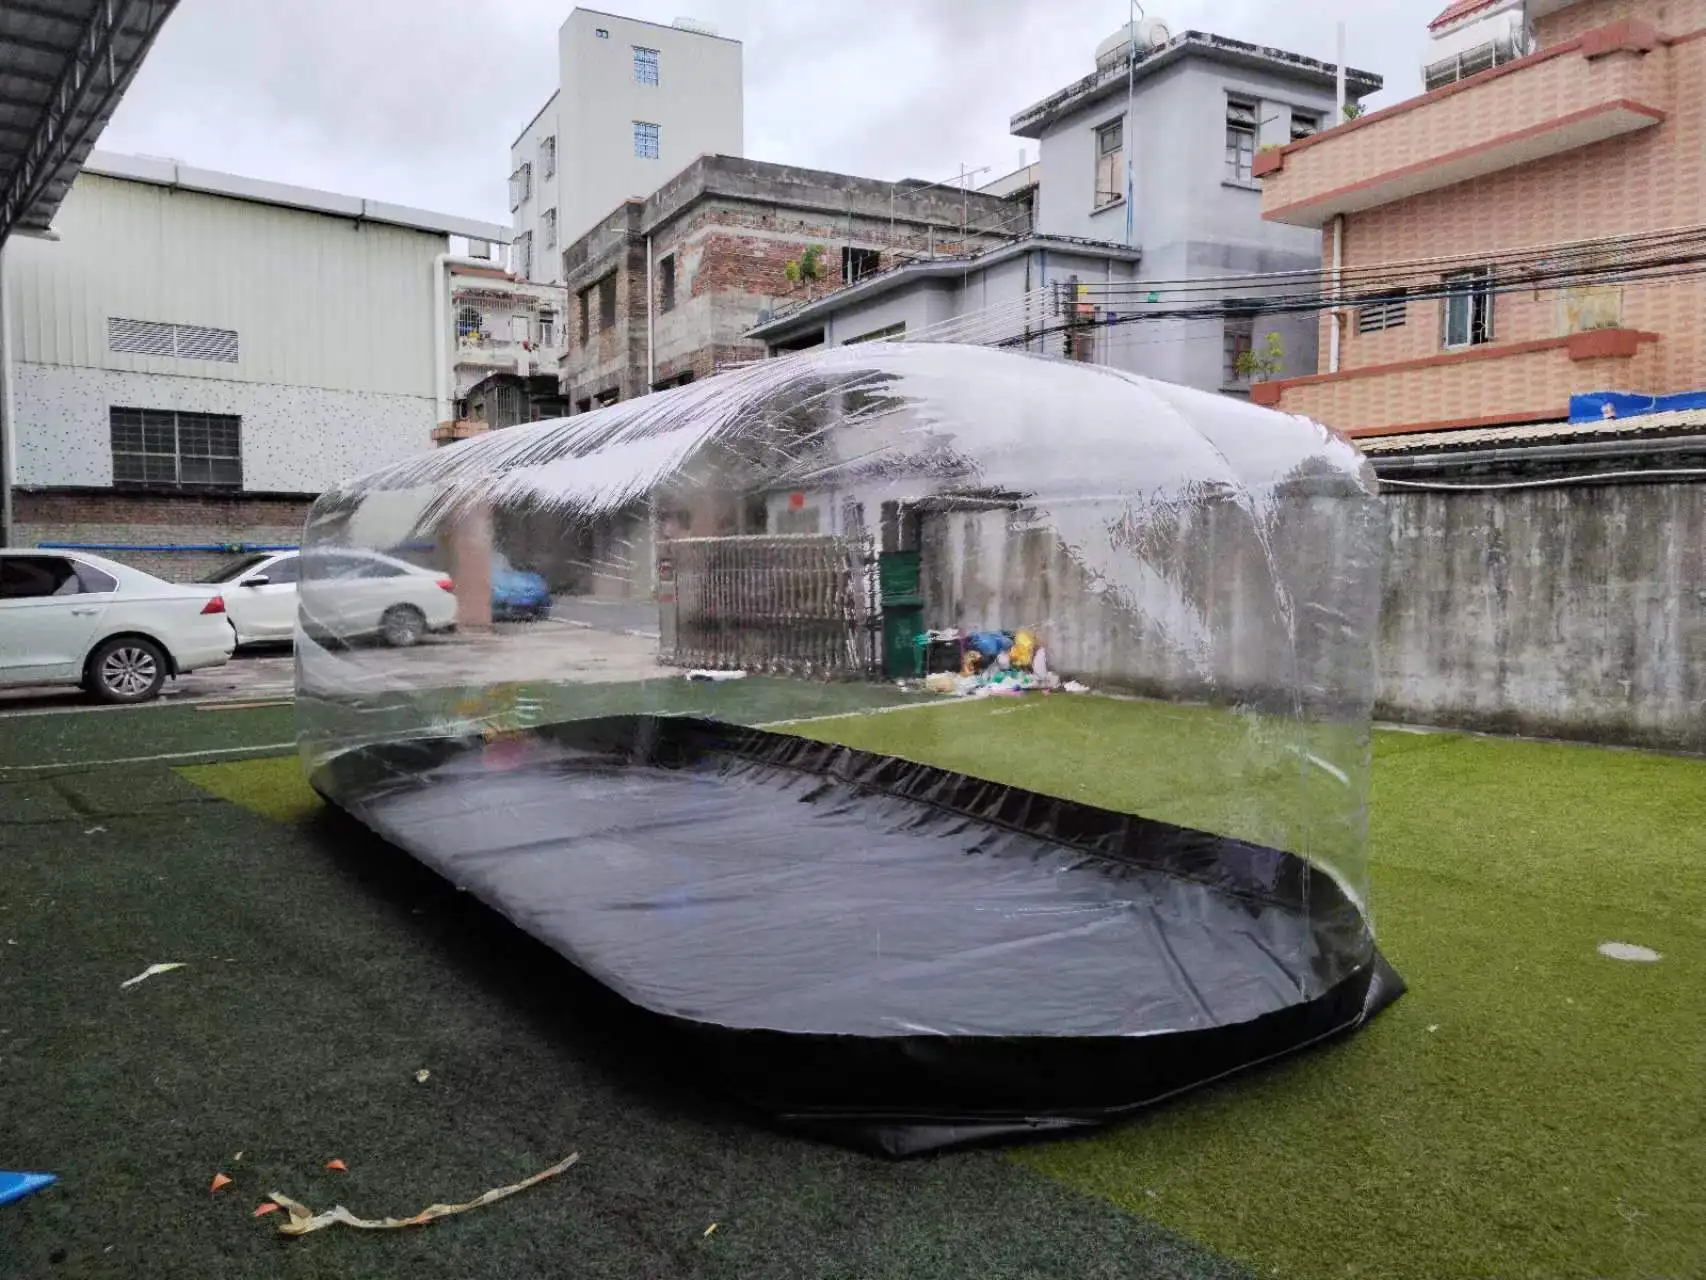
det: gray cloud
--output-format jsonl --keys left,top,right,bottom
{"left": 101, "top": 0, "right": 1441, "bottom": 226}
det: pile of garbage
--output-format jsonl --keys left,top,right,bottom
{"left": 913, "top": 629, "right": 1088, "bottom": 699}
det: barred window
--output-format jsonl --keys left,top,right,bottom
{"left": 539, "top": 135, "right": 556, "bottom": 179}
{"left": 110, "top": 407, "right": 241, "bottom": 489}
{"left": 633, "top": 120, "right": 660, "bottom": 159}
{"left": 633, "top": 46, "right": 659, "bottom": 85}
{"left": 1225, "top": 97, "right": 1258, "bottom": 183}
{"left": 508, "top": 162, "right": 532, "bottom": 211}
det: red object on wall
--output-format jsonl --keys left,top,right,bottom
{"left": 788, "top": 493, "right": 805, "bottom": 510}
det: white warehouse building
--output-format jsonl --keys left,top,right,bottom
{"left": 2, "top": 152, "right": 508, "bottom": 578}
{"left": 510, "top": 8, "right": 743, "bottom": 283}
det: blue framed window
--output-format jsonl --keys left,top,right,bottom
{"left": 633, "top": 46, "right": 659, "bottom": 84}
{"left": 634, "top": 121, "right": 660, "bottom": 159}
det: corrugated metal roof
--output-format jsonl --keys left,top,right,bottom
{"left": 1357, "top": 407, "right": 1706, "bottom": 454}
{"left": 0, "top": 0, "right": 180, "bottom": 244}
{"left": 83, "top": 151, "right": 512, "bottom": 243}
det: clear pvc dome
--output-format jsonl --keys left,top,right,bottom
{"left": 295, "top": 343, "right": 1397, "bottom": 1155}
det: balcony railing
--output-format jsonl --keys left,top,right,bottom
{"left": 1255, "top": 20, "right": 1671, "bottom": 227}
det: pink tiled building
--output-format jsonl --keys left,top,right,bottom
{"left": 1250, "top": 0, "right": 1705, "bottom": 437}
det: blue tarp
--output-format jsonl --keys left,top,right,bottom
{"left": 1569, "top": 390, "right": 1706, "bottom": 423}
{"left": 0, "top": 1171, "right": 55, "bottom": 1206}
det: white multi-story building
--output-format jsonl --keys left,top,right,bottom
{"left": 509, "top": 9, "right": 743, "bottom": 284}
{"left": 1, "top": 151, "right": 508, "bottom": 577}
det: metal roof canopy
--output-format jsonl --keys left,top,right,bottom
{"left": 0, "top": 0, "right": 180, "bottom": 245}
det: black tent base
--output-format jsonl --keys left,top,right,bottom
{"left": 310, "top": 715, "right": 1405, "bottom": 1157}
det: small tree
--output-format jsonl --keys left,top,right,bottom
{"left": 784, "top": 243, "right": 827, "bottom": 288}
{"left": 1342, "top": 102, "right": 1364, "bottom": 121}
{"left": 1235, "top": 330, "right": 1286, "bottom": 382}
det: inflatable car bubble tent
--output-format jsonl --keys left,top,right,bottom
{"left": 297, "top": 342, "right": 1402, "bottom": 1156}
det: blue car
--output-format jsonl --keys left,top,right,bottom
{"left": 491, "top": 552, "right": 552, "bottom": 621}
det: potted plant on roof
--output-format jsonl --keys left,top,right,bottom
{"left": 785, "top": 244, "right": 827, "bottom": 299}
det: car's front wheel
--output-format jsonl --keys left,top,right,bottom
{"left": 379, "top": 604, "right": 427, "bottom": 648}
{"left": 87, "top": 636, "right": 169, "bottom": 704}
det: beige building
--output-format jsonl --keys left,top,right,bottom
{"left": 1252, "top": 0, "right": 1705, "bottom": 437}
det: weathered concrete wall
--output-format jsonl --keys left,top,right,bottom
{"left": 919, "top": 491, "right": 1380, "bottom": 716}
{"left": 920, "top": 482, "right": 1706, "bottom": 752}
{"left": 1378, "top": 483, "right": 1706, "bottom": 752}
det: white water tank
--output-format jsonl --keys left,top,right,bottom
{"left": 1095, "top": 18, "right": 1173, "bottom": 69}
{"left": 671, "top": 16, "right": 718, "bottom": 35}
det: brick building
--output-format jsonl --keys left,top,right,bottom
{"left": 555, "top": 156, "right": 1028, "bottom": 409}
{"left": 1249, "top": 0, "right": 1705, "bottom": 438}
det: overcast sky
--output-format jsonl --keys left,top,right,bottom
{"left": 100, "top": 0, "right": 1444, "bottom": 229}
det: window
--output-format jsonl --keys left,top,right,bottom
{"left": 595, "top": 387, "right": 619, "bottom": 408}
{"left": 844, "top": 321, "right": 906, "bottom": 345}
{"left": 1442, "top": 269, "right": 1494, "bottom": 347}
{"left": 0, "top": 556, "right": 82, "bottom": 599}
{"left": 198, "top": 552, "right": 270, "bottom": 584}
{"left": 842, "top": 246, "right": 880, "bottom": 284}
{"left": 542, "top": 208, "right": 557, "bottom": 251}
{"left": 598, "top": 275, "right": 618, "bottom": 329}
{"left": 594, "top": 26, "right": 608, "bottom": 38}
{"left": 456, "top": 306, "right": 483, "bottom": 340}
{"left": 1356, "top": 292, "right": 1408, "bottom": 334}
{"left": 538, "top": 309, "right": 557, "bottom": 346}
{"left": 1226, "top": 97, "right": 1258, "bottom": 183}
{"left": 514, "top": 230, "right": 533, "bottom": 280}
{"left": 1094, "top": 118, "right": 1124, "bottom": 209}
{"left": 633, "top": 46, "right": 659, "bottom": 85}
{"left": 578, "top": 288, "right": 591, "bottom": 342}
{"left": 110, "top": 407, "right": 241, "bottom": 489}
{"left": 634, "top": 120, "right": 660, "bottom": 160}
{"left": 108, "top": 318, "right": 238, "bottom": 363}
{"left": 540, "top": 135, "right": 556, "bottom": 179}
{"left": 508, "top": 162, "right": 532, "bottom": 211}
{"left": 1223, "top": 311, "right": 1255, "bottom": 385}
{"left": 257, "top": 556, "right": 299, "bottom": 586}
{"left": 1290, "top": 109, "right": 1321, "bottom": 141}
{"left": 659, "top": 254, "right": 676, "bottom": 312}
{"left": 74, "top": 562, "right": 118, "bottom": 593}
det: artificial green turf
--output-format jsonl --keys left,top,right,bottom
{"left": 801, "top": 700, "right": 1706, "bottom": 1280}
{"left": 10, "top": 694, "right": 1704, "bottom": 1279}
{"left": 0, "top": 701, "right": 296, "bottom": 769}
{"left": 0, "top": 743, "right": 1247, "bottom": 1279}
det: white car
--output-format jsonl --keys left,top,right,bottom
{"left": 201, "top": 548, "right": 458, "bottom": 648}
{"left": 0, "top": 549, "right": 236, "bottom": 704}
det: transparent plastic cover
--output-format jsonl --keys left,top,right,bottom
{"left": 294, "top": 343, "right": 1390, "bottom": 1150}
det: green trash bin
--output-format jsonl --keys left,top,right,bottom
{"left": 877, "top": 551, "right": 922, "bottom": 604}
{"left": 882, "top": 604, "right": 925, "bottom": 679}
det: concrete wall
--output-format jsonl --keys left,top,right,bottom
{"left": 1379, "top": 483, "right": 1706, "bottom": 751}
{"left": 916, "top": 481, "right": 1706, "bottom": 752}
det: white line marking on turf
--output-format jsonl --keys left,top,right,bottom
{"left": 0, "top": 743, "right": 296, "bottom": 774}
{"left": 757, "top": 698, "right": 965, "bottom": 730}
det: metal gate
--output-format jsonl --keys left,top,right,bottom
{"left": 658, "top": 534, "right": 876, "bottom": 678}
